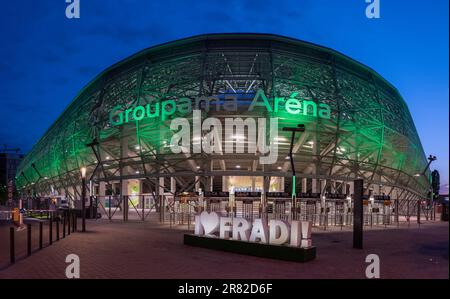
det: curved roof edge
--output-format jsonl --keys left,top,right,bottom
{"left": 87, "top": 33, "right": 402, "bottom": 95}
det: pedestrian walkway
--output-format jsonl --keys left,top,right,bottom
{"left": 0, "top": 219, "right": 448, "bottom": 279}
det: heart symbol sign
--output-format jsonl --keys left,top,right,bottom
{"left": 199, "top": 211, "right": 220, "bottom": 236}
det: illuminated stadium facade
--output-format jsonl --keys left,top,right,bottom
{"left": 15, "top": 34, "right": 431, "bottom": 221}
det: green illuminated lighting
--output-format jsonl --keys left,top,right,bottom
{"left": 292, "top": 176, "right": 296, "bottom": 197}
{"left": 109, "top": 89, "right": 331, "bottom": 127}
{"left": 14, "top": 34, "right": 429, "bottom": 201}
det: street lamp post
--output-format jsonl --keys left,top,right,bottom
{"left": 415, "top": 155, "right": 437, "bottom": 222}
{"left": 282, "top": 124, "right": 305, "bottom": 220}
{"left": 81, "top": 167, "right": 87, "bottom": 232}
{"left": 424, "top": 155, "right": 437, "bottom": 221}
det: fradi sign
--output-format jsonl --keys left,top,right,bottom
{"left": 108, "top": 89, "right": 332, "bottom": 127}
{"left": 186, "top": 212, "right": 316, "bottom": 262}
{"left": 194, "top": 211, "right": 312, "bottom": 248}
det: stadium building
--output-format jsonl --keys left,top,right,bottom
{"left": 15, "top": 34, "right": 431, "bottom": 224}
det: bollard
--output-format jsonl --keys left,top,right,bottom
{"left": 27, "top": 224, "right": 32, "bottom": 256}
{"left": 90, "top": 196, "right": 94, "bottom": 219}
{"left": 49, "top": 217, "right": 53, "bottom": 245}
{"left": 10, "top": 227, "right": 15, "bottom": 264}
{"left": 142, "top": 196, "right": 145, "bottom": 222}
{"left": 395, "top": 199, "right": 399, "bottom": 228}
{"left": 63, "top": 214, "right": 66, "bottom": 238}
{"left": 67, "top": 211, "right": 71, "bottom": 236}
{"left": 109, "top": 197, "right": 112, "bottom": 220}
{"left": 72, "top": 213, "right": 75, "bottom": 233}
{"left": 39, "top": 222, "right": 43, "bottom": 250}
{"left": 56, "top": 217, "right": 60, "bottom": 241}
{"left": 417, "top": 200, "right": 421, "bottom": 225}
{"left": 353, "top": 179, "right": 364, "bottom": 249}
{"left": 188, "top": 213, "right": 191, "bottom": 230}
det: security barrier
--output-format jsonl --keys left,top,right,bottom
{"left": 15, "top": 193, "right": 437, "bottom": 230}
{"left": 2, "top": 209, "right": 79, "bottom": 267}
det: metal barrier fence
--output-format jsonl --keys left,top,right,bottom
{"left": 23, "top": 209, "right": 58, "bottom": 220}
{"left": 163, "top": 197, "right": 431, "bottom": 229}
{"left": 1, "top": 209, "right": 79, "bottom": 267}
{"left": 16, "top": 195, "right": 437, "bottom": 229}
{"left": 95, "top": 195, "right": 158, "bottom": 221}
{"left": 0, "top": 210, "right": 13, "bottom": 221}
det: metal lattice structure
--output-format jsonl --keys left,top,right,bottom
{"left": 16, "top": 34, "right": 430, "bottom": 211}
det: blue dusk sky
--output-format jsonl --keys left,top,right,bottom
{"left": 0, "top": 0, "right": 448, "bottom": 191}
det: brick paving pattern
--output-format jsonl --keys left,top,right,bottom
{"left": 0, "top": 218, "right": 448, "bottom": 279}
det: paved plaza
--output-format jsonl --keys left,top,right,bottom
{"left": 0, "top": 218, "right": 448, "bottom": 279}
